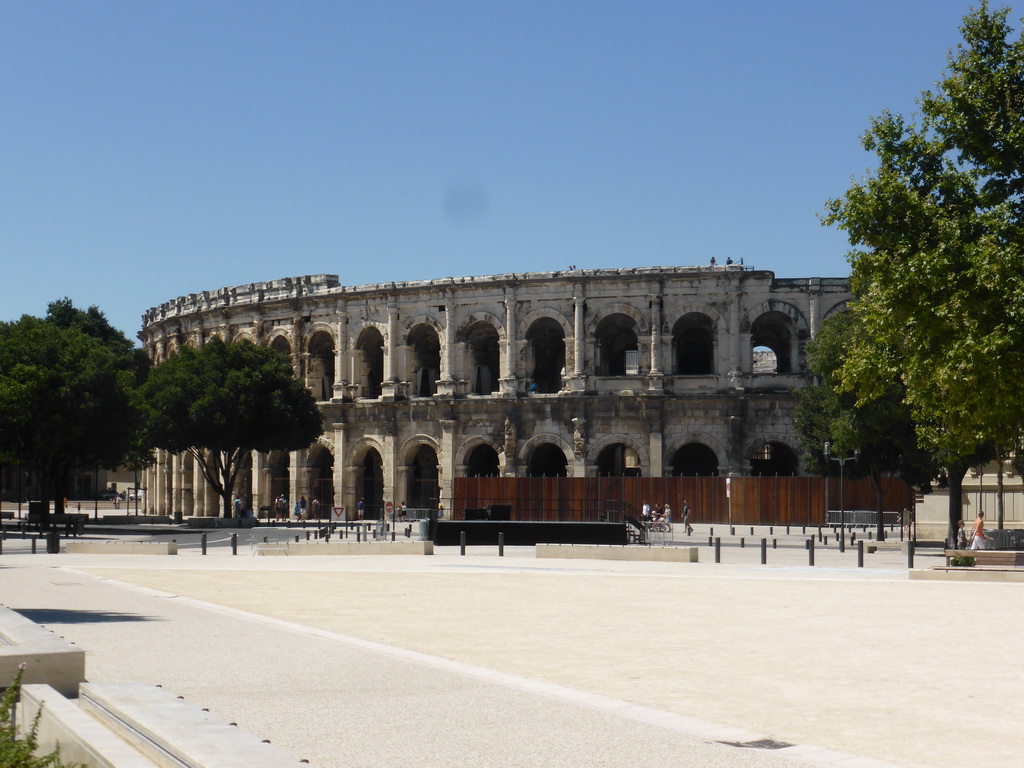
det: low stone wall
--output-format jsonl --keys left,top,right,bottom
{"left": 536, "top": 544, "right": 699, "bottom": 562}
{"left": 0, "top": 607, "right": 85, "bottom": 698}
{"left": 279, "top": 540, "right": 433, "bottom": 556}
{"left": 65, "top": 541, "right": 178, "bottom": 555}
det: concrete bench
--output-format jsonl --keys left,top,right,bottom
{"left": 267, "top": 540, "right": 433, "bottom": 556}
{"left": 19, "top": 684, "right": 159, "bottom": 767}
{"left": 65, "top": 541, "right": 178, "bottom": 555}
{"left": 0, "top": 606, "right": 85, "bottom": 697}
{"left": 536, "top": 544, "right": 699, "bottom": 562}
{"left": 942, "top": 549, "right": 1024, "bottom": 567}
{"left": 79, "top": 683, "right": 306, "bottom": 768}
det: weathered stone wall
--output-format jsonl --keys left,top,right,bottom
{"left": 139, "top": 265, "right": 850, "bottom": 517}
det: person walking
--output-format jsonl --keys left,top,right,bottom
{"left": 682, "top": 499, "right": 693, "bottom": 535}
{"left": 971, "top": 511, "right": 994, "bottom": 550}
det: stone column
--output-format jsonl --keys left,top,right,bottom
{"left": 290, "top": 449, "right": 303, "bottom": 510}
{"left": 649, "top": 430, "right": 664, "bottom": 478}
{"left": 333, "top": 308, "right": 348, "bottom": 400}
{"left": 648, "top": 291, "right": 664, "bottom": 392}
{"left": 182, "top": 453, "right": 194, "bottom": 517}
{"left": 332, "top": 423, "right": 346, "bottom": 514}
{"left": 171, "top": 453, "right": 182, "bottom": 519}
{"left": 727, "top": 276, "right": 744, "bottom": 390}
{"left": 437, "top": 294, "right": 457, "bottom": 396}
{"left": 381, "top": 298, "right": 400, "bottom": 400}
{"left": 500, "top": 289, "right": 518, "bottom": 395}
{"left": 440, "top": 419, "right": 455, "bottom": 513}
{"left": 569, "top": 285, "right": 587, "bottom": 391}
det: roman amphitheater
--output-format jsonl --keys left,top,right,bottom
{"left": 138, "top": 265, "right": 851, "bottom": 519}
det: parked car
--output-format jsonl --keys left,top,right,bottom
{"left": 98, "top": 489, "right": 119, "bottom": 501}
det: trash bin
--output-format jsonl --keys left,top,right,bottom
{"left": 418, "top": 520, "right": 430, "bottom": 540}
{"left": 46, "top": 531, "right": 61, "bottom": 554}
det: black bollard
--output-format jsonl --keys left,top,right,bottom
{"left": 201, "top": 533, "right": 207, "bottom": 556}
{"left": 808, "top": 537, "right": 815, "bottom": 566}
{"left": 760, "top": 538, "right": 767, "bottom": 565}
{"left": 740, "top": 537, "right": 745, "bottom": 548}
{"left": 772, "top": 538, "right": 777, "bottom": 549}
{"left": 231, "top": 533, "right": 238, "bottom": 556}
{"left": 750, "top": 526, "right": 754, "bottom": 535}
{"left": 306, "top": 531, "right": 311, "bottom": 541}
{"left": 32, "top": 538, "right": 37, "bottom": 554}
{"left": 839, "top": 527, "right": 845, "bottom": 553}
{"left": 710, "top": 527, "right": 714, "bottom": 537}
{"left": 730, "top": 526, "right": 735, "bottom": 536}
{"left": 714, "top": 537, "right": 721, "bottom": 563}
{"left": 857, "top": 539, "right": 864, "bottom": 568}
{"left": 708, "top": 536, "right": 713, "bottom": 547}
{"left": 295, "top": 535, "right": 300, "bottom": 543}
{"left": 907, "top": 541, "right": 915, "bottom": 570}
{"left": 498, "top": 532, "right": 505, "bottom": 557}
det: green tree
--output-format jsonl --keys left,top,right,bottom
{"left": 793, "top": 312, "right": 934, "bottom": 538}
{"left": 138, "top": 337, "right": 323, "bottom": 518}
{"left": 0, "top": 303, "right": 146, "bottom": 517}
{"left": 823, "top": 3, "right": 1024, "bottom": 539}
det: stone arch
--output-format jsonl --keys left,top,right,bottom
{"left": 304, "top": 439, "right": 334, "bottom": 515}
{"left": 524, "top": 316, "right": 567, "bottom": 394}
{"left": 306, "top": 329, "right": 336, "bottom": 401}
{"left": 821, "top": 301, "right": 848, "bottom": 322}
{"left": 454, "top": 434, "right": 505, "bottom": 466}
{"left": 268, "top": 332, "right": 292, "bottom": 360}
{"left": 670, "top": 311, "right": 718, "bottom": 375}
{"left": 232, "top": 330, "right": 257, "bottom": 345}
{"left": 455, "top": 311, "right": 506, "bottom": 342}
{"left": 516, "top": 308, "right": 572, "bottom": 341}
{"left": 353, "top": 324, "right": 385, "bottom": 399}
{"left": 403, "top": 442, "right": 441, "bottom": 509}
{"left": 349, "top": 439, "right": 385, "bottom": 519}
{"left": 465, "top": 443, "right": 501, "bottom": 477}
{"left": 406, "top": 322, "right": 442, "bottom": 397}
{"left": 669, "top": 440, "right": 723, "bottom": 476}
{"left": 585, "top": 302, "right": 650, "bottom": 337}
{"left": 460, "top": 319, "right": 501, "bottom": 395}
{"left": 746, "top": 436, "right": 801, "bottom": 476}
{"left": 398, "top": 435, "right": 442, "bottom": 464}
{"left": 740, "top": 301, "right": 808, "bottom": 337}
{"left": 592, "top": 311, "right": 642, "bottom": 376}
{"left": 742, "top": 302, "right": 806, "bottom": 375}
{"left": 586, "top": 433, "right": 650, "bottom": 472}
{"left": 522, "top": 435, "right": 572, "bottom": 477}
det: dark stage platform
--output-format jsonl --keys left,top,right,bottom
{"left": 433, "top": 520, "right": 628, "bottom": 547}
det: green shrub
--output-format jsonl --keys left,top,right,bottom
{"left": 950, "top": 556, "right": 976, "bottom": 567}
{"left": 0, "top": 666, "right": 84, "bottom": 767}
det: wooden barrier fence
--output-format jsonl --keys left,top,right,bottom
{"left": 454, "top": 475, "right": 913, "bottom": 527}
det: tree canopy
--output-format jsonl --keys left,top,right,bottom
{"left": 823, "top": 3, "right": 1024, "bottom": 536}
{"left": 0, "top": 302, "right": 147, "bottom": 514}
{"left": 138, "top": 337, "right": 323, "bottom": 518}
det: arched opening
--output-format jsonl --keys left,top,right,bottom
{"left": 356, "top": 449, "right": 384, "bottom": 519}
{"left": 465, "top": 444, "right": 500, "bottom": 477}
{"left": 749, "top": 442, "right": 799, "bottom": 476}
{"left": 671, "top": 443, "right": 720, "bottom": 476}
{"left": 266, "top": 451, "right": 291, "bottom": 510}
{"left": 595, "top": 314, "right": 639, "bottom": 376}
{"left": 596, "top": 443, "right": 642, "bottom": 477}
{"left": 672, "top": 313, "right": 715, "bottom": 375}
{"left": 527, "top": 443, "right": 568, "bottom": 477}
{"left": 355, "top": 327, "right": 385, "bottom": 399}
{"left": 406, "top": 445, "right": 440, "bottom": 509}
{"left": 306, "top": 331, "right": 336, "bottom": 401}
{"left": 234, "top": 452, "right": 254, "bottom": 513}
{"left": 270, "top": 336, "right": 292, "bottom": 371}
{"left": 750, "top": 312, "right": 794, "bottom": 373}
{"left": 525, "top": 318, "right": 566, "bottom": 393}
{"left": 465, "top": 322, "right": 500, "bottom": 395}
{"left": 407, "top": 324, "right": 441, "bottom": 397}
{"left": 307, "top": 444, "right": 333, "bottom": 517}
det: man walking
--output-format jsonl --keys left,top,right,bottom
{"left": 682, "top": 499, "right": 693, "bottom": 535}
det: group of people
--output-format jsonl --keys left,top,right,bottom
{"left": 957, "top": 511, "right": 995, "bottom": 550}
{"left": 641, "top": 499, "right": 694, "bottom": 535}
{"left": 272, "top": 495, "right": 322, "bottom": 522}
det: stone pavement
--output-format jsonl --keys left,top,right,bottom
{"left": 0, "top": 527, "right": 1019, "bottom": 768}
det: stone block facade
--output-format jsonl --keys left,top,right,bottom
{"left": 139, "top": 265, "right": 850, "bottom": 518}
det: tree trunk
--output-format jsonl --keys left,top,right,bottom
{"left": 946, "top": 462, "right": 969, "bottom": 546}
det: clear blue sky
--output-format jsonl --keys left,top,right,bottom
{"left": 1, "top": 1, "right": 1007, "bottom": 339}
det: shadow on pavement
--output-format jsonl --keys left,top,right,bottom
{"left": 13, "top": 608, "right": 163, "bottom": 625}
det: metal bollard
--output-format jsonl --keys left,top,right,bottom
{"left": 306, "top": 531, "right": 311, "bottom": 541}
{"left": 498, "top": 532, "right": 505, "bottom": 557}
{"left": 714, "top": 537, "right": 721, "bottom": 563}
{"left": 772, "top": 538, "right": 777, "bottom": 549}
{"left": 710, "top": 527, "right": 714, "bottom": 537}
{"left": 839, "top": 527, "right": 845, "bottom": 553}
{"left": 907, "top": 541, "right": 915, "bottom": 570}
{"left": 808, "top": 538, "right": 815, "bottom": 566}
{"left": 760, "top": 538, "right": 767, "bottom": 565}
{"left": 857, "top": 539, "right": 864, "bottom": 568}
{"left": 295, "top": 535, "right": 300, "bottom": 543}
{"left": 231, "top": 533, "right": 238, "bottom": 556}
{"left": 708, "top": 536, "right": 713, "bottom": 547}
{"left": 460, "top": 531, "right": 466, "bottom": 556}
{"left": 201, "top": 533, "right": 207, "bottom": 556}
{"left": 740, "top": 537, "right": 745, "bottom": 548}
{"left": 730, "top": 526, "right": 735, "bottom": 536}
{"left": 32, "top": 538, "right": 37, "bottom": 554}
{"left": 750, "top": 526, "right": 754, "bottom": 535}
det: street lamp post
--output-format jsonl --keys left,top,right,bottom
{"left": 824, "top": 442, "right": 859, "bottom": 553}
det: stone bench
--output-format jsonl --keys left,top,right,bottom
{"left": 536, "top": 544, "right": 699, "bottom": 562}
{"left": 20, "top": 683, "right": 305, "bottom": 768}
{"left": 65, "top": 541, "right": 178, "bottom": 555}
{"left": 275, "top": 540, "right": 433, "bottom": 556}
{"left": 0, "top": 606, "right": 85, "bottom": 698}
{"left": 942, "top": 549, "right": 1024, "bottom": 567}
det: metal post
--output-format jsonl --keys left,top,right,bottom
{"left": 201, "top": 533, "right": 207, "bottom": 556}
{"left": 460, "top": 530, "right": 466, "bottom": 556}
{"left": 714, "top": 537, "right": 721, "bottom": 563}
{"left": 857, "top": 539, "right": 864, "bottom": 568}
{"left": 907, "top": 541, "right": 915, "bottom": 570}
{"left": 231, "top": 533, "right": 238, "bottom": 556}
{"left": 808, "top": 537, "right": 815, "bottom": 566}
{"left": 498, "top": 532, "right": 505, "bottom": 557}
{"left": 760, "top": 538, "right": 767, "bottom": 565}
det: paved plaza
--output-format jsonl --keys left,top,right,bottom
{"left": 0, "top": 523, "right": 1019, "bottom": 768}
